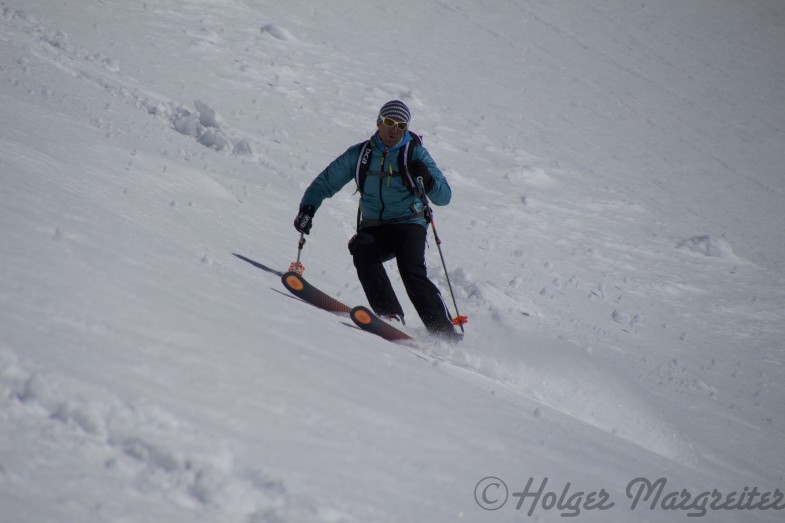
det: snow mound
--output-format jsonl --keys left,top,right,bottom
{"left": 260, "top": 24, "right": 296, "bottom": 42}
{"left": 676, "top": 235, "right": 740, "bottom": 261}
{"left": 146, "top": 99, "right": 255, "bottom": 156}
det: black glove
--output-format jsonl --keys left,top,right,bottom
{"left": 294, "top": 205, "right": 315, "bottom": 234}
{"left": 409, "top": 160, "right": 435, "bottom": 193}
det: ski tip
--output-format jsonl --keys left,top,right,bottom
{"left": 351, "top": 306, "right": 373, "bottom": 326}
{"left": 282, "top": 271, "right": 304, "bottom": 292}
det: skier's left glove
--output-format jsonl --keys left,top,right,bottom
{"left": 294, "top": 205, "right": 315, "bottom": 235}
{"left": 409, "top": 160, "right": 435, "bottom": 193}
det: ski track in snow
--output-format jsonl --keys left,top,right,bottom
{"left": 1, "top": 6, "right": 257, "bottom": 158}
{"left": 0, "top": 349, "right": 350, "bottom": 523}
{"left": 2, "top": 0, "right": 784, "bottom": 521}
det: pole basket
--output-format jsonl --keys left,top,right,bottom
{"left": 289, "top": 233, "right": 306, "bottom": 275}
{"left": 452, "top": 315, "right": 468, "bottom": 327}
{"left": 288, "top": 261, "right": 305, "bottom": 275}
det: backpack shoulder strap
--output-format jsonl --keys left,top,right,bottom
{"left": 354, "top": 139, "right": 373, "bottom": 194}
{"left": 398, "top": 131, "right": 423, "bottom": 194}
{"left": 354, "top": 139, "right": 373, "bottom": 230}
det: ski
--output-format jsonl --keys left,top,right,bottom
{"left": 350, "top": 306, "right": 414, "bottom": 342}
{"left": 281, "top": 271, "right": 351, "bottom": 314}
{"left": 281, "top": 272, "right": 419, "bottom": 342}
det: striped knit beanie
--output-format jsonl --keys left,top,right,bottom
{"left": 377, "top": 100, "right": 411, "bottom": 126}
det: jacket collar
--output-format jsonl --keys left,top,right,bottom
{"left": 371, "top": 131, "right": 412, "bottom": 152}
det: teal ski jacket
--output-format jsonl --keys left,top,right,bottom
{"left": 299, "top": 131, "right": 451, "bottom": 228}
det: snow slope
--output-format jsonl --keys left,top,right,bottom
{"left": 1, "top": 0, "right": 784, "bottom": 521}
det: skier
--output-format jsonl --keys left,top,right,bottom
{"left": 294, "top": 100, "right": 459, "bottom": 339}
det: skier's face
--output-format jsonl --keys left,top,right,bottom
{"left": 377, "top": 117, "right": 406, "bottom": 147}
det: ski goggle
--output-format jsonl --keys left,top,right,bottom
{"left": 379, "top": 116, "right": 408, "bottom": 130}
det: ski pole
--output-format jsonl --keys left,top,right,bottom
{"left": 289, "top": 232, "right": 306, "bottom": 274}
{"left": 416, "top": 177, "right": 467, "bottom": 332}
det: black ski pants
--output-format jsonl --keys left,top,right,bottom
{"left": 350, "top": 223, "right": 454, "bottom": 334}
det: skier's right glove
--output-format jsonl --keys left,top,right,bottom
{"left": 294, "top": 205, "right": 315, "bottom": 235}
